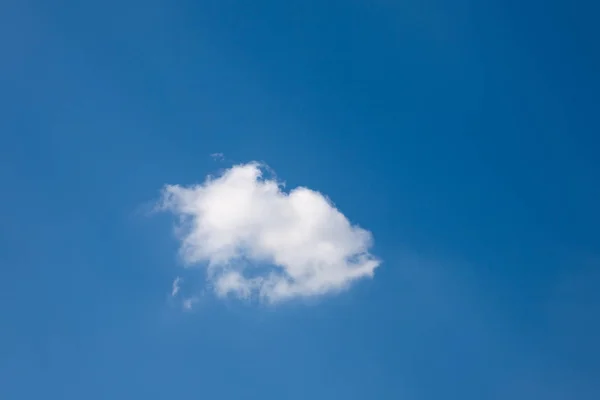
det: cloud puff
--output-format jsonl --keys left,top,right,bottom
{"left": 183, "top": 296, "right": 200, "bottom": 309}
{"left": 159, "top": 162, "right": 380, "bottom": 303}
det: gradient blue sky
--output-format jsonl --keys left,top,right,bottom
{"left": 1, "top": 0, "right": 599, "bottom": 399}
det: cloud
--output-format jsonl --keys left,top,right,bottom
{"left": 210, "top": 152, "right": 225, "bottom": 161}
{"left": 171, "top": 276, "right": 182, "bottom": 297}
{"left": 159, "top": 162, "right": 380, "bottom": 303}
{"left": 182, "top": 296, "right": 199, "bottom": 310}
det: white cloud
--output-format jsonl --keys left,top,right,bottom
{"left": 171, "top": 276, "right": 182, "bottom": 297}
{"left": 182, "top": 296, "right": 199, "bottom": 310}
{"left": 159, "top": 162, "right": 380, "bottom": 303}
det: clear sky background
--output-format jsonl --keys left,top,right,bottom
{"left": 1, "top": 0, "right": 599, "bottom": 399}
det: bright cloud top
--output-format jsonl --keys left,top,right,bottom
{"left": 160, "top": 162, "right": 380, "bottom": 302}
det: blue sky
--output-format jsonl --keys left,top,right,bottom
{"left": 1, "top": 0, "right": 599, "bottom": 398}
